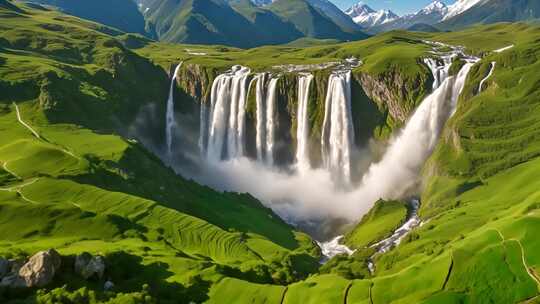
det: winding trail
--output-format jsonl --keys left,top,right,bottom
{"left": 13, "top": 102, "right": 40, "bottom": 139}
{"left": 492, "top": 229, "right": 540, "bottom": 290}
{"left": 2, "top": 161, "right": 19, "bottom": 179}
{"left": 0, "top": 178, "right": 41, "bottom": 204}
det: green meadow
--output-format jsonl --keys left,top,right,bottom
{"left": 0, "top": 1, "right": 539, "bottom": 303}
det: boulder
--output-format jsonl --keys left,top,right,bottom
{"left": 75, "top": 252, "right": 105, "bottom": 279}
{"left": 17, "top": 249, "right": 61, "bottom": 288}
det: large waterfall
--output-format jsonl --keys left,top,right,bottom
{"left": 168, "top": 46, "right": 478, "bottom": 234}
{"left": 205, "top": 66, "right": 251, "bottom": 161}
{"left": 296, "top": 74, "right": 314, "bottom": 171}
{"left": 166, "top": 63, "right": 182, "bottom": 158}
{"left": 321, "top": 71, "right": 354, "bottom": 183}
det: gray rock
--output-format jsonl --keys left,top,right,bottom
{"left": 17, "top": 249, "right": 61, "bottom": 288}
{"left": 0, "top": 258, "right": 9, "bottom": 278}
{"left": 104, "top": 280, "right": 114, "bottom": 291}
{"left": 75, "top": 253, "right": 105, "bottom": 279}
{"left": 0, "top": 274, "right": 25, "bottom": 288}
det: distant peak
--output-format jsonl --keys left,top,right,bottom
{"left": 418, "top": 0, "right": 448, "bottom": 15}
{"left": 345, "top": 2, "right": 375, "bottom": 16}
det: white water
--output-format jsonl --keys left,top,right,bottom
{"left": 355, "top": 55, "right": 477, "bottom": 202}
{"left": 424, "top": 54, "right": 455, "bottom": 90}
{"left": 321, "top": 71, "right": 354, "bottom": 183}
{"left": 166, "top": 63, "right": 182, "bottom": 158}
{"left": 265, "top": 78, "right": 279, "bottom": 166}
{"left": 318, "top": 236, "right": 355, "bottom": 263}
{"left": 296, "top": 74, "right": 314, "bottom": 171}
{"left": 174, "top": 48, "right": 477, "bottom": 239}
{"left": 255, "top": 73, "right": 267, "bottom": 162}
{"left": 478, "top": 61, "right": 496, "bottom": 93}
{"left": 206, "top": 66, "right": 250, "bottom": 161}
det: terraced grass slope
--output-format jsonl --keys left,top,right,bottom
{"left": 2, "top": 1, "right": 540, "bottom": 302}
{"left": 0, "top": 2, "right": 320, "bottom": 302}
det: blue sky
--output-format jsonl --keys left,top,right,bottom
{"left": 331, "top": 0, "right": 456, "bottom": 15}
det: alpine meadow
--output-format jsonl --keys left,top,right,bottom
{"left": 0, "top": 0, "right": 540, "bottom": 303}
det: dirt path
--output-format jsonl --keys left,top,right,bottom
{"left": 492, "top": 229, "right": 540, "bottom": 289}
{"left": 14, "top": 102, "right": 40, "bottom": 139}
{"left": 0, "top": 178, "right": 40, "bottom": 204}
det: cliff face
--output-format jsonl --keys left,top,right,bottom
{"left": 171, "top": 62, "right": 433, "bottom": 166}
{"left": 354, "top": 62, "right": 432, "bottom": 131}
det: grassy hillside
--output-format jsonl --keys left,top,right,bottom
{"left": 25, "top": 0, "right": 147, "bottom": 36}
{"left": 2, "top": 0, "right": 540, "bottom": 302}
{"left": 0, "top": 2, "right": 320, "bottom": 302}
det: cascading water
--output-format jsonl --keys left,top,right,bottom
{"left": 202, "top": 68, "right": 279, "bottom": 165}
{"left": 265, "top": 78, "right": 279, "bottom": 166}
{"left": 255, "top": 73, "right": 267, "bottom": 162}
{"left": 478, "top": 61, "right": 496, "bottom": 93}
{"left": 321, "top": 71, "right": 354, "bottom": 183}
{"left": 296, "top": 74, "right": 314, "bottom": 171}
{"left": 355, "top": 49, "right": 479, "bottom": 202}
{"left": 166, "top": 63, "right": 183, "bottom": 158}
{"left": 206, "top": 66, "right": 251, "bottom": 161}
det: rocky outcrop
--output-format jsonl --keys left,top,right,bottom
{"left": 354, "top": 66, "right": 431, "bottom": 126}
{"left": 176, "top": 63, "right": 219, "bottom": 105}
{"left": 75, "top": 252, "right": 105, "bottom": 279}
{"left": 0, "top": 249, "right": 61, "bottom": 288}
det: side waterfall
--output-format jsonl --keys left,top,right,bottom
{"left": 166, "top": 63, "right": 183, "bottom": 158}
{"left": 357, "top": 53, "right": 478, "bottom": 201}
{"left": 206, "top": 66, "right": 251, "bottom": 161}
{"left": 478, "top": 61, "right": 496, "bottom": 93}
{"left": 321, "top": 71, "right": 354, "bottom": 183}
{"left": 296, "top": 74, "right": 314, "bottom": 171}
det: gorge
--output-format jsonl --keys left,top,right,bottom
{"left": 162, "top": 40, "right": 479, "bottom": 245}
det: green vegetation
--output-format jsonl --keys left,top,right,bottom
{"left": 345, "top": 200, "right": 407, "bottom": 249}
{"left": 2, "top": 0, "right": 540, "bottom": 302}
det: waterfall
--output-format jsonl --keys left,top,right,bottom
{"left": 321, "top": 71, "right": 354, "bottom": 183}
{"left": 265, "top": 78, "right": 279, "bottom": 166}
{"left": 166, "top": 63, "right": 182, "bottom": 158}
{"left": 296, "top": 74, "right": 314, "bottom": 171}
{"left": 356, "top": 55, "right": 478, "bottom": 200}
{"left": 206, "top": 66, "right": 251, "bottom": 161}
{"left": 255, "top": 73, "right": 267, "bottom": 162}
{"left": 424, "top": 54, "right": 455, "bottom": 90}
{"left": 478, "top": 61, "right": 496, "bottom": 93}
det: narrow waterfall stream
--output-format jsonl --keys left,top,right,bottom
{"left": 321, "top": 70, "right": 354, "bottom": 184}
{"left": 296, "top": 73, "right": 314, "bottom": 172}
{"left": 478, "top": 61, "right": 496, "bottom": 93}
{"left": 166, "top": 63, "right": 183, "bottom": 158}
{"left": 265, "top": 78, "right": 279, "bottom": 166}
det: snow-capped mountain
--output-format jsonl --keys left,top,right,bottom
{"left": 345, "top": 3, "right": 399, "bottom": 28}
{"left": 368, "top": 0, "right": 448, "bottom": 32}
{"left": 443, "top": 0, "right": 486, "bottom": 20}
